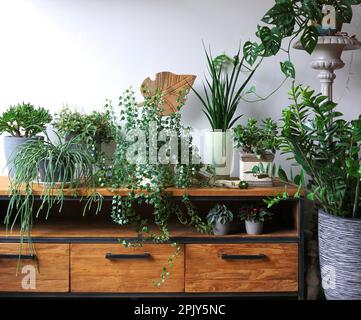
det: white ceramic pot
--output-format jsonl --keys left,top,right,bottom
{"left": 204, "top": 130, "right": 233, "bottom": 176}
{"left": 239, "top": 152, "right": 274, "bottom": 186}
{"left": 245, "top": 220, "right": 263, "bottom": 235}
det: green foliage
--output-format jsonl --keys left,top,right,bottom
{"left": 107, "top": 88, "right": 212, "bottom": 286}
{"left": 239, "top": 204, "right": 273, "bottom": 223}
{"left": 0, "top": 103, "right": 52, "bottom": 137}
{"left": 6, "top": 131, "right": 102, "bottom": 252}
{"left": 192, "top": 47, "right": 259, "bottom": 131}
{"left": 279, "top": 83, "right": 361, "bottom": 218}
{"left": 233, "top": 117, "right": 279, "bottom": 157}
{"left": 53, "top": 103, "right": 116, "bottom": 145}
{"left": 206, "top": 204, "right": 234, "bottom": 225}
{"left": 245, "top": 0, "right": 361, "bottom": 77}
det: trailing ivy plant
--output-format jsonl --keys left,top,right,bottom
{"left": 109, "top": 88, "right": 212, "bottom": 287}
{"left": 0, "top": 102, "right": 52, "bottom": 137}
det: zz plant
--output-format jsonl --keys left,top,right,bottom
{"left": 266, "top": 83, "right": 361, "bottom": 219}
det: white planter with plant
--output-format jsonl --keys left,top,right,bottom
{"left": 192, "top": 48, "right": 260, "bottom": 177}
{"left": 239, "top": 204, "right": 273, "bottom": 235}
{"left": 0, "top": 103, "right": 52, "bottom": 177}
{"left": 207, "top": 204, "right": 235, "bottom": 236}
{"left": 233, "top": 118, "right": 279, "bottom": 186}
{"left": 204, "top": 130, "right": 233, "bottom": 176}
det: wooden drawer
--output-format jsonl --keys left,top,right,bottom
{"left": 185, "top": 243, "right": 298, "bottom": 293}
{"left": 0, "top": 243, "right": 69, "bottom": 292}
{"left": 70, "top": 244, "right": 184, "bottom": 293}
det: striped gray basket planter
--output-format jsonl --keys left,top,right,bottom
{"left": 319, "top": 210, "right": 361, "bottom": 300}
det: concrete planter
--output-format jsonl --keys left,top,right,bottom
{"left": 245, "top": 219, "right": 263, "bottom": 235}
{"left": 319, "top": 210, "right": 361, "bottom": 300}
{"left": 204, "top": 131, "right": 233, "bottom": 177}
{"left": 4, "top": 136, "right": 43, "bottom": 177}
{"left": 213, "top": 221, "right": 233, "bottom": 236}
{"left": 39, "top": 159, "right": 67, "bottom": 183}
{"left": 239, "top": 152, "right": 274, "bottom": 186}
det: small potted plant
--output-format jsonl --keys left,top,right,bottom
{"left": 0, "top": 102, "right": 52, "bottom": 176}
{"left": 53, "top": 104, "right": 115, "bottom": 162}
{"left": 192, "top": 48, "right": 260, "bottom": 177}
{"left": 239, "top": 204, "right": 273, "bottom": 235}
{"left": 233, "top": 117, "right": 279, "bottom": 186}
{"left": 11, "top": 131, "right": 94, "bottom": 185}
{"left": 207, "top": 204, "right": 234, "bottom": 235}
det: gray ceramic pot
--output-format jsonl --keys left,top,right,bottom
{"left": 39, "top": 159, "right": 67, "bottom": 183}
{"left": 4, "top": 136, "right": 42, "bottom": 177}
{"left": 245, "top": 220, "right": 263, "bottom": 235}
{"left": 213, "top": 222, "right": 233, "bottom": 236}
{"left": 319, "top": 210, "right": 361, "bottom": 300}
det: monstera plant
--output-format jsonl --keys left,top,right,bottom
{"left": 244, "top": 0, "right": 361, "bottom": 78}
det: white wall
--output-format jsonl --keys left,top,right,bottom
{"left": 1, "top": 0, "right": 361, "bottom": 174}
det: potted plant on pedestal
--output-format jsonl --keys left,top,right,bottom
{"left": 279, "top": 83, "right": 361, "bottom": 300}
{"left": 0, "top": 102, "right": 52, "bottom": 176}
{"left": 233, "top": 117, "right": 279, "bottom": 186}
{"left": 192, "top": 48, "right": 260, "bottom": 177}
{"left": 244, "top": 0, "right": 361, "bottom": 79}
{"left": 239, "top": 204, "right": 273, "bottom": 235}
{"left": 206, "top": 204, "right": 234, "bottom": 235}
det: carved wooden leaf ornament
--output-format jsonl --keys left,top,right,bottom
{"left": 140, "top": 71, "right": 196, "bottom": 116}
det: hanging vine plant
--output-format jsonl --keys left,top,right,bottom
{"left": 108, "top": 88, "right": 212, "bottom": 287}
{"left": 6, "top": 131, "right": 104, "bottom": 260}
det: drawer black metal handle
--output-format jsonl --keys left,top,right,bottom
{"left": 105, "top": 253, "right": 151, "bottom": 260}
{"left": 0, "top": 254, "right": 36, "bottom": 260}
{"left": 221, "top": 253, "right": 267, "bottom": 260}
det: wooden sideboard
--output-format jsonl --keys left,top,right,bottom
{"left": 0, "top": 177, "right": 304, "bottom": 299}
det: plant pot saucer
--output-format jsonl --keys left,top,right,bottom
{"left": 35, "top": 181, "right": 72, "bottom": 189}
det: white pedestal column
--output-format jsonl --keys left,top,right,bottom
{"left": 293, "top": 36, "right": 361, "bottom": 101}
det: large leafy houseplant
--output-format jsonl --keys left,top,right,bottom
{"left": 279, "top": 83, "right": 361, "bottom": 218}
{"left": 244, "top": 0, "right": 361, "bottom": 76}
{"left": 272, "top": 84, "right": 361, "bottom": 299}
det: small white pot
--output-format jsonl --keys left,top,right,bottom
{"left": 204, "top": 130, "right": 233, "bottom": 176}
{"left": 239, "top": 152, "right": 274, "bottom": 186}
{"left": 245, "top": 219, "right": 263, "bottom": 235}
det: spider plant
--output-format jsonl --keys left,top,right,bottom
{"left": 6, "top": 131, "right": 103, "bottom": 257}
{"left": 192, "top": 47, "right": 260, "bottom": 131}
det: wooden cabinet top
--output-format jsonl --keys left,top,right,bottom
{"left": 0, "top": 176, "right": 303, "bottom": 198}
